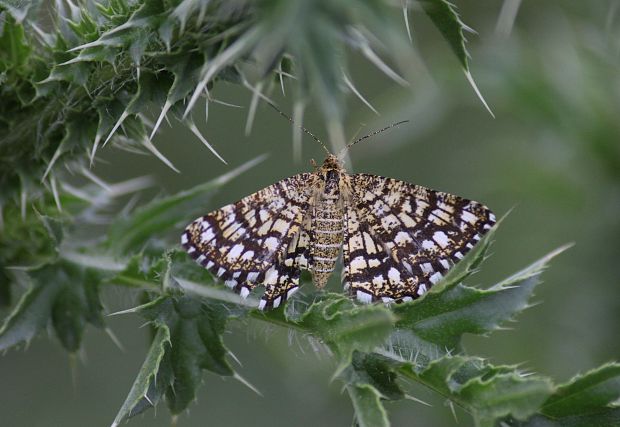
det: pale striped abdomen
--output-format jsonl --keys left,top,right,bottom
{"left": 310, "top": 196, "right": 344, "bottom": 288}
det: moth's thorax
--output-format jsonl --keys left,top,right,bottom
{"left": 318, "top": 155, "right": 347, "bottom": 200}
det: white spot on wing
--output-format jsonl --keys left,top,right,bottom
{"left": 350, "top": 257, "right": 367, "bottom": 274}
{"left": 388, "top": 267, "right": 401, "bottom": 284}
{"left": 420, "top": 263, "right": 433, "bottom": 274}
{"left": 264, "top": 236, "right": 278, "bottom": 252}
{"left": 461, "top": 211, "right": 477, "bottom": 224}
{"left": 227, "top": 244, "right": 244, "bottom": 261}
{"left": 422, "top": 240, "right": 435, "bottom": 250}
{"left": 429, "top": 272, "right": 443, "bottom": 284}
{"left": 181, "top": 233, "right": 188, "bottom": 244}
{"left": 394, "top": 231, "right": 412, "bottom": 246}
{"left": 217, "top": 267, "right": 226, "bottom": 277}
{"left": 201, "top": 228, "right": 215, "bottom": 243}
{"left": 273, "top": 296, "right": 282, "bottom": 308}
{"left": 258, "top": 299, "right": 266, "bottom": 310}
{"left": 433, "top": 231, "right": 449, "bottom": 248}
{"left": 239, "top": 287, "right": 250, "bottom": 299}
{"left": 264, "top": 266, "right": 278, "bottom": 285}
{"left": 417, "top": 283, "right": 428, "bottom": 296}
{"left": 356, "top": 290, "right": 372, "bottom": 304}
{"left": 439, "top": 259, "right": 450, "bottom": 269}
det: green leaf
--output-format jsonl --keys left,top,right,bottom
{"left": 105, "top": 253, "right": 166, "bottom": 289}
{"left": 421, "top": 0, "right": 494, "bottom": 116}
{"left": 400, "top": 355, "right": 553, "bottom": 427}
{"left": 541, "top": 363, "right": 620, "bottom": 418}
{"left": 297, "top": 294, "right": 395, "bottom": 366}
{"left": 0, "top": 12, "right": 31, "bottom": 70}
{"left": 347, "top": 383, "right": 390, "bottom": 427}
{"left": 421, "top": 0, "right": 469, "bottom": 70}
{"left": 111, "top": 326, "right": 171, "bottom": 427}
{"left": 0, "top": 267, "right": 62, "bottom": 350}
{"left": 393, "top": 245, "right": 571, "bottom": 350}
{"left": 0, "top": 261, "right": 105, "bottom": 352}
{"left": 343, "top": 352, "right": 404, "bottom": 401}
{"left": 459, "top": 371, "right": 553, "bottom": 427}
{"left": 117, "top": 294, "right": 237, "bottom": 417}
{"left": 106, "top": 155, "right": 267, "bottom": 254}
{"left": 515, "top": 409, "right": 620, "bottom": 427}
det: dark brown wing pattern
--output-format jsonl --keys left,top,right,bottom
{"left": 343, "top": 174, "right": 495, "bottom": 303}
{"left": 182, "top": 173, "right": 313, "bottom": 308}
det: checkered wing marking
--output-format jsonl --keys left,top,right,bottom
{"left": 344, "top": 174, "right": 496, "bottom": 302}
{"left": 182, "top": 173, "right": 313, "bottom": 302}
{"left": 259, "top": 228, "right": 312, "bottom": 309}
{"left": 342, "top": 206, "right": 418, "bottom": 303}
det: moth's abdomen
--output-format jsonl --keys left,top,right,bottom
{"left": 310, "top": 197, "right": 344, "bottom": 288}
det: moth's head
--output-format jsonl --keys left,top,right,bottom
{"left": 320, "top": 154, "right": 342, "bottom": 172}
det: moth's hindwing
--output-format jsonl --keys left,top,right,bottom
{"left": 342, "top": 174, "right": 495, "bottom": 303}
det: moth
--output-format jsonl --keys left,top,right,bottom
{"left": 182, "top": 123, "right": 495, "bottom": 310}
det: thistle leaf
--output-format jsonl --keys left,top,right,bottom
{"left": 110, "top": 326, "right": 171, "bottom": 427}
{"left": 393, "top": 245, "right": 571, "bottom": 350}
{"left": 541, "top": 363, "right": 620, "bottom": 418}
{"left": 114, "top": 294, "right": 237, "bottom": 418}
{"left": 347, "top": 383, "right": 390, "bottom": 427}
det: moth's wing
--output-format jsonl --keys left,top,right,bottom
{"left": 259, "top": 228, "right": 312, "bottom": 310}
{"left": 182, "top": 173, "right": 313, "bottom": 300}
{"left": 343, "top": 174, "right": 495, "bottom": 302}
{"left": 342, "top": 206, "right": 419, "bottom": 302}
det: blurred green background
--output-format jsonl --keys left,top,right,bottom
{"left": 2, "top": 1, "right": 619, "bottom": 426}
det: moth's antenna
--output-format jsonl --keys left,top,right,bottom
{"left": 337, "top": 120, "right": 409, "bottom": 159}
{"left": 267, "top": 102, "right": 331, "bottom": 155}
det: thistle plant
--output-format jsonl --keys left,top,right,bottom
{"left": 0, "top": 1, "right": 619, "bottom": 426}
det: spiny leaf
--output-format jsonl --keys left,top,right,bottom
{"left": 347, "top": 383, "right": 390, "bottom": 427}
{"left": 297, "top": 294, "right": 395, "bottom": 366}
{"left": 343, "top": 352, "right": 404, "bottom": 402}
{"left": 116, "top": 294, "right": 237, "bottom": 416}
{"left": 459, "top": 371, "right": 553, "bottom": 427}
{"left": 399, "top": 355, "right": 553, "bottom": 427}
{"left": 0, "top": 12, "right": 31, "bottom": 69}
{"left": 0, "top": 268, "right": 62, "bottom": 350}
{"left": 393, "top": 244, "right": 571, "bottom": 350}
{"left": 0, "top": 261, "right": 105, "bottom": 352}
{"left": 111, "top": 326, "right": 171, "bottom": 427}
{"left": 541, "top": 363, "right": 620, "bottom": 418}
{"left": 421, "top": 0, "right": 470, "bottom": 71}
{"left": 421, "top": 0, "right": 493, "bottom": 116}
